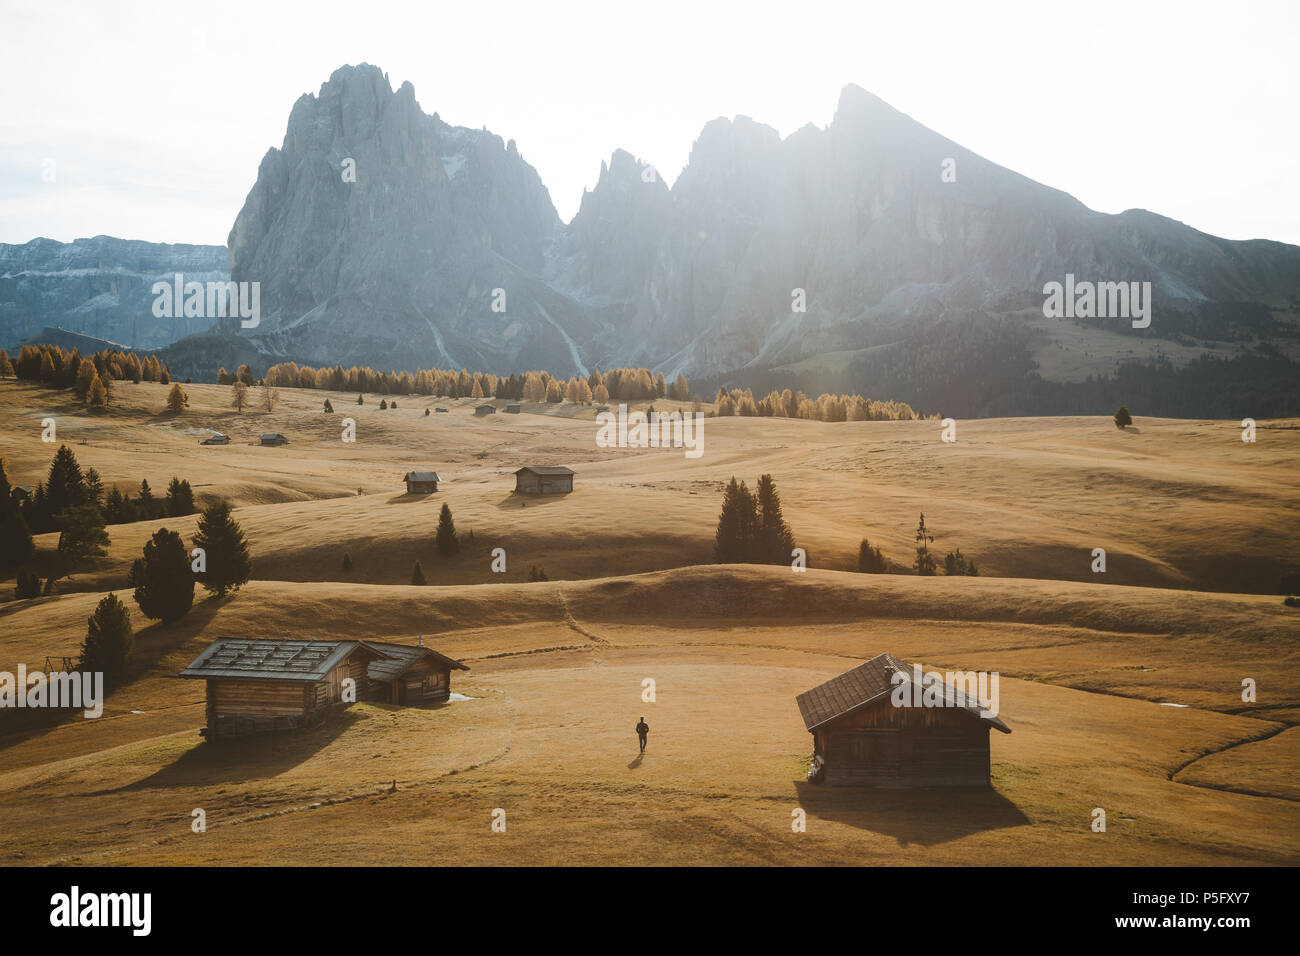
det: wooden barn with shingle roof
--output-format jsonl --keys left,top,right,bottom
{"left": 796, "top": 653, "right": 1010, "bottom": 788}
{"left": 361, "top": 638, "right": 468, "bottom": 704}
{"left": 179, "top": 638, "right": 384, "bottom": 740}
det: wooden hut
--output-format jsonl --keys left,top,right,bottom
{"left": 260, "top": 433, "right": 290, "bottom": 446}
{"left": 179, "top": 638, "right": 384, "bottom": 739}
{"left": 201, "top": 433, "right": 231, "bottom": 445}
{"left": 505, "top": 402, "right": 522, "bottom": 414}
{"left": 474, "top": 404, "right": 496, "bottom": 416}
{"left": 796, "top": 653, "right": 1010, "bottom": 788}
{"left": 513, "top": 465, "right": 574, "bottom": 495}
{"left": 403, "top": 470, "right": 441, "bottom": 494}
{"left": 361, "top": 639, "right": 468, "bottom": 704}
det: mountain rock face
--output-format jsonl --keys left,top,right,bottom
{"left": 168, "top": 66, "right": 1300, "bottom": 414}
{"left": 220, "top": 63, "right": 597, "bottom": 376}
{"left": 0, "top": 236, "right": 228, "bottom": 350}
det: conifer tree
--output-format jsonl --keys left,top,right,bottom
{"left": 857, "top": 538, "right": 887, "bottom": 573}
{"left": 754, "top": 474, "right": 795, "bottom": 565}
{"left": 130, "top": 527, "right": 194, "bottom": 623}
{"left": 714, "top": 477, "right": 758, "bottom": 563}
{"left": 80, "top": 593, "right": 133, "bottom": 688}
{"left": 0, "top": 457, "right": 34, "bottom": 569}
{"left": 191, "top": 499, "right": 252, "bottom": 597}
{"left": 913, "top": 513, "right": 937, "bottom": 576}
{"left": 411, "top": 561, "right": 428, "bottom": 585}
{"left": 165, "top": 477, "right": 195, "bottom": 516}
{"left": 436, "top": 503, "right": 460, "bottom": 556}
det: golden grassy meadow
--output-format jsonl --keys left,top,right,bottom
{"left": 0, "top": 377, "right": 1297, "bottom": 865}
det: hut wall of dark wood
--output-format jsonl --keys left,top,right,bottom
{"left": 814, "top": 697, "right": 991, "bottom": 788}
{"left": 203, "top": 655, "right": 372, "bottom": 739}
{"left": 514, "top": 470, "right": 573, "bottom": 495}
{"left": 370, "top": 658, "right": 453, "bottom": 704}
{"left": 405, "top": 478, "right": 438, "bottom": 493}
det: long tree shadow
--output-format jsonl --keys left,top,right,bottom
{"left": 0, "top": 595, "right": 231, "bottom": 751}
{"left": 793, "top": 781, "right": 1029, "bottom": 846}
{"left": 84, "top": 707, "right": 364, "bottom": 794}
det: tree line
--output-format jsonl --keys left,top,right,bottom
{"left": 241, "top": 362, "right": 693, "bottom": 405}
{"left": 2, "top": 344, "right": 173, "bottom": 408}
{"left": 713, "top": 386, "right": 923, "bottom": 422}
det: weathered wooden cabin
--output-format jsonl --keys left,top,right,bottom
{"left": 796, "top": 653, "right": 1010, "bottom": 788}
{"left": 361, "top": 639, "right": 468, "bottom": 704}
{"left": 179, "top": 638, "right": 383, "bottom": 739}
{"left": 513, "top": 465, "right": 575, "bottom": 495}
{"left": 404, "top": 470, "right": 441, "bottom": 494}
{"left": 505, "top": 402, "right": 522, "bottom": 414}
{"left": 474, "top": 404, "right": 496, "bottom": 416}
{"left": 260, "top": 433, "right": 290, "bottom": 446}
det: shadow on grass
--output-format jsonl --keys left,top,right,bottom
{"left": 384, "top": 493, "right": 436, "bottom": 504}
{"left": 86, "top": 706, "right": 364, "bottom": 793}
{"left": 494, "top": 493, "right": 570, "bottom": 510}
{"left": 0, "top": 594, "right": 231, "bottom": 751}
{"left": 793, "top": 781, "right": 1029, "bottom": 846}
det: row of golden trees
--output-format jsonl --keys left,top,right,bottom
{"left": 251, "top": 361, "right": 693, "bottom": 405}
{"left": 714, "top": 387, "right": 924, "bottom": 421}
{"left": 2, "top": 344, "right": 171, "bottom": 408}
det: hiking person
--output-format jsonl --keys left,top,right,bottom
{"left": 635, "top": 717, "right": 649, "bottom": 754}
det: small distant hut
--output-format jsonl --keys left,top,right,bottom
{"left": 201, "top": 433, "right": 231, "bottom": 445}
{"left": 260, "top": 433, "right": 290, "bottom": 446}
{"left": 505, "top": 402, "right": 522, "bottom": 414}
{"left": 362, "top": 639, "right": 469, "bottom": 704}
{"left": 11, "top": 485, "right": 33, "bottom": 501}
{"left": 179, "top": 638, "right": 384, "bottom": 739}
{"left": 404, "top": 470, "right": 441, "bottom": 494}
{"left": 474, "top": 404, "right": 496, "bottom": 416}
{"left": 513, "top": 465, "right": 575, "bottom": 495}
{"left": 435, "top": 407, "right": 449, "bottom": 413}
{"left": 796, "top": 653, "right": 1010, "bottom": 788}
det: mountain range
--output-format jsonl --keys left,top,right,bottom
{"left": 8, "top": 63, "right": 1299, "bottom": 416}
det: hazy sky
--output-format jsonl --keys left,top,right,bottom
{"left": 2, "top": 0, "right": 1297, "bottom": 247}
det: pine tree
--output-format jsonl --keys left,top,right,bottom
{"left": 857, "top": 538, "right": 887, "bottom": 573}
{"left": 13, "top": 568, "right": 41, "bottom": 599}
{"left": 0, "top": 458, "right": 34, "bottom": 569}
{"left": 324, "top": 398, "right": 334, "bottom": 413}
{"left": 754, "top": 474, "right": 795, "bottom": 565}
{"left": 357, "top": 393, "right": 364, "bottom": 405}
{"left": 380, "top": 398, "right": 388, "bottom": 410}
{"left": 57, "top": 504, "right": 109, "bottom": 559}
{"left": 913, "top": 513, "right": 937, "bottom": 576}
{"left": 1114, "top": 405, "right": 1132, "bottom": 428}
{"left": 45, "top": 445, "right": 87, "bottom": 513}
{"left": 80, "top": 593, "right": 133, "bottom": 688}
{"left": 342, "top": 552, "right": 353, "bottom": 571}
{"left": 164, "top": 382, "right": 188, "bottom": 412}
{"left": 436, "top": 503, "right": 460, "bottom": 555}
{"left": 88, "top": 373, "right": 108, "bottom": 408}
{"left": 424, "top": 407, "right": 430, "bottom": 416}
{"left": 411, "top": 561, "right": 428, "bottom": 585}
{"left": 137, "top": 479, "right": 156, "bottom": 519}
{"left": 191, "top": 500, "right": 252, "bottom": 597}
{"left": 129, "top": 527, "right": 194, "bottom": 623}
{"left": 714, "top": 477, "right": 758, "bottom": 563}
{"left": 528, "top": 565, "right": 549, "bottom": 582}
{"left": 165, "top": 477, "right": 195, "bottom": 516}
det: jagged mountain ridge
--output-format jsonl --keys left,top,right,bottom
{"left": 11, "top": 63, "right": 1297, "bottom": 415}
{"left": 0, "top": 236, "right": 228, "bottom": 351}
